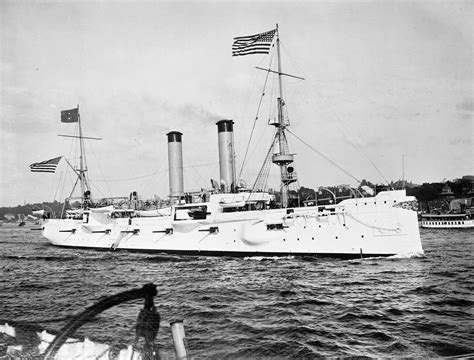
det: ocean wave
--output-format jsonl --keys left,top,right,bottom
{"left": 1, "top": 227, "right": 472, "bottom": 358}
{"left": 243, "top": 255, "right": 295, "bottom": 261}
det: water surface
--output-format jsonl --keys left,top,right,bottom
{"left": 1, "top": 226, "right": 472, "bottom": 358}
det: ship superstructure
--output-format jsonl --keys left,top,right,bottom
{"left": 40, "top": 26, "right": 424, "bottom": 258}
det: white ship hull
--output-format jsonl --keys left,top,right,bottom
{"left": 42, "top": 190, "right": 423, "bottom": 258}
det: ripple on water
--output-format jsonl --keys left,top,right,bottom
{"left": 0, "top": 227, "right": 473, "bottom": 357}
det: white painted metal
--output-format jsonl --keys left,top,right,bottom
{"left": 170, "top": 321, "right": 188, "bottom": 359}
{"left": 167, "top": 132, "right": 184, "bottom": 201}
{"left": 42, "top": 190, "right": 424, "bottom": 257}
{"left": 216, "top": 120, "right": 236, "bottom": 193}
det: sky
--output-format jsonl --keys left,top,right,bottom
{"left": 1, "top": 0, "right": 472, "bottom": 206}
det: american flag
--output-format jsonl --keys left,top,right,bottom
{"left": 232, "top": 29, "right": 276, "bottom": 56}
{"left": 29, "top": 156, "right": 62, "bottom": 173}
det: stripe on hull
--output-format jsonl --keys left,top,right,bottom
{"left": 51, "top": 244, "right": 394, "bottom": 259}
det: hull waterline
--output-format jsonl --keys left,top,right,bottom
{"left": 41, "top": 190, "right": 424, "bottom": 258}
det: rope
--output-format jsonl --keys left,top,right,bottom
{"left": 345, "top": 212, "right": 401, "bottom": 232}
{"left": 52, "top": 170, "right": 64, "bottom": 203}
{"left": 89, "top": 141, "right": 113, "bottom": 198}
{"left": 184, "top": 161, "right": 219, "bottom": 169}
{"left": 43, "top": 283, "right": 159, "bottom": 359}
{"left": 238, "top": 51, "right": 276, "bottom": 182}
{"left": 280, "top": 41, "right": 391, "bottom": 186}
{"left": 89, "top": 162, "right": 219, "bottom": 183}
{"left": 307, "top": 80, "right": 390, "bottom": 185}
{"left": 250, "top": 130, "right": 278, "bottom": 193}
{"left": 286, "top": 128, "right": 361, "bottom": 184}
{"left": 90, "top": 169, "right": 167, "bottom": 183}
{"left": 281, "top": 208, "right": 401, "bottom": 232}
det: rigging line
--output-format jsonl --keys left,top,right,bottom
{"left": 52, "top": 170, "right": 64, "bottom": 203}
{"left": 240, "top": 62, "right": 278, "bottom": 182}
{"left": 187, "top": 166, "right": 207, "bottom": 190}
{"left": 141, "top": 168, "right": 170, "bottom": 199}
{"left": 58, "top": 167, "right": 71, "bottom": 213}
{"left": 89, "top": 162, "right": 219, "bottom": 183}
{"left": 88, "top": 141, "right": 113, "bottom": 198}
{"left": 239, "top": 126, "right": 270, "bottom": 182}
{"left": 286, "top": 128, "right": 361, "bottom": 184}
{"left": 184, "top": 162, "right": 219, "bottom": 169}
{"left": 280, "top": 41, "right": 307, "bottom": 81}
{"left": 250, "top": 130, "right": 278, "bottom": 193}
{"left": 89, "top": 181, "right": 107, "bottom": 199}
{"left": 276, "top": 41, "right": 307, "bottom": 126}
{"left": 280, "top": 40, "right": 390, "bottom": 185}
{"left": 303, "top": 69, "right": 391, "bottom": 186}
{"left": 240, "top": 122, "right": 272, "bottom": 181}
{"left": 234, "top": 54, "right": 268, "bottom": 162}
{"left": 191, "top": 162, "right": 218, "bottom": 183}
{"left": 90, "top": 169, "right": 168, "bottom": 183}
{"left": 238, "top": 51, "right": 276, "bottom": 182}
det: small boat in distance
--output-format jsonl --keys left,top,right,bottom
{"left": 421, "top": 196, "right": 474, "bottom": 229}
{"left": 421, "top": 212, "right": 473, "bottom": 229}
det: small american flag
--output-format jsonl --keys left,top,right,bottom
{"left": 29, "top": 156, "right": 62, "bottom": 173}
{"left": 232, "top": 29, "right": 276, "bottom": 57}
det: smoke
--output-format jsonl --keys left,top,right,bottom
{"left": 456, "top": 99, "right": 474, "bottom": 112}
{"left": 172, "top": 102, "right": 225, "bottom": 126}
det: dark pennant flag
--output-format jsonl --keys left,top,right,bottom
{"left": 232, "top": 29, "right": 276, "bottom": 56}
{"left": 61, "top": 107, "right": 79, "bottom": 123}
{"left": 29, "top": 156, "right": 62, "bottom": 173}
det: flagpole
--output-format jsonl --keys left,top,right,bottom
{"left": 276, "top": 23, "right": 284, "bottom": 120}
{"left": 270, "top": 24, "right": 297, "bottom": 208}
{"left": 77, "top": 104, "right": 90, "bottom": 202}
{"left": 78, "top": 104, "right": 85, "bottom": 197}
{"left": 276, "top": 24, "right": 289, "bottom": 208}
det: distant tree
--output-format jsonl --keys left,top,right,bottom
{"left": 407, "top": 183, "right": 444, "bottom": 203}
{"left": 298, "top": 186, "right": 316, "bottom": 201}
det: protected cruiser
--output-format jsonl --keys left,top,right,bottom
{"left": 39, "top": 26, "right": 424, "bottom": 258}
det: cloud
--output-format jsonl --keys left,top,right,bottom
{"left": 457, "top": 99, "right": 474, "bottom": 112}
{"left": 1, "top": 87, "right": 58, "bottom": 135}
{"left": 459, "top": 113, "right": 473, "bottom": 120}
{"left": 449, "top": 137, "right": 472, "bottom": 146}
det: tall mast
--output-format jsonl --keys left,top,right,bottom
{"left": 77, "top": 104, "right": 89, "bottom": 198}
{"left": 271, "top": 24, "right": 296, "bottom": 208}
{"left": 276, "top": 24, "right": 284, "bottom": 123}
{"left": 58, "top": 105, "right": 100, "bottom": 212}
